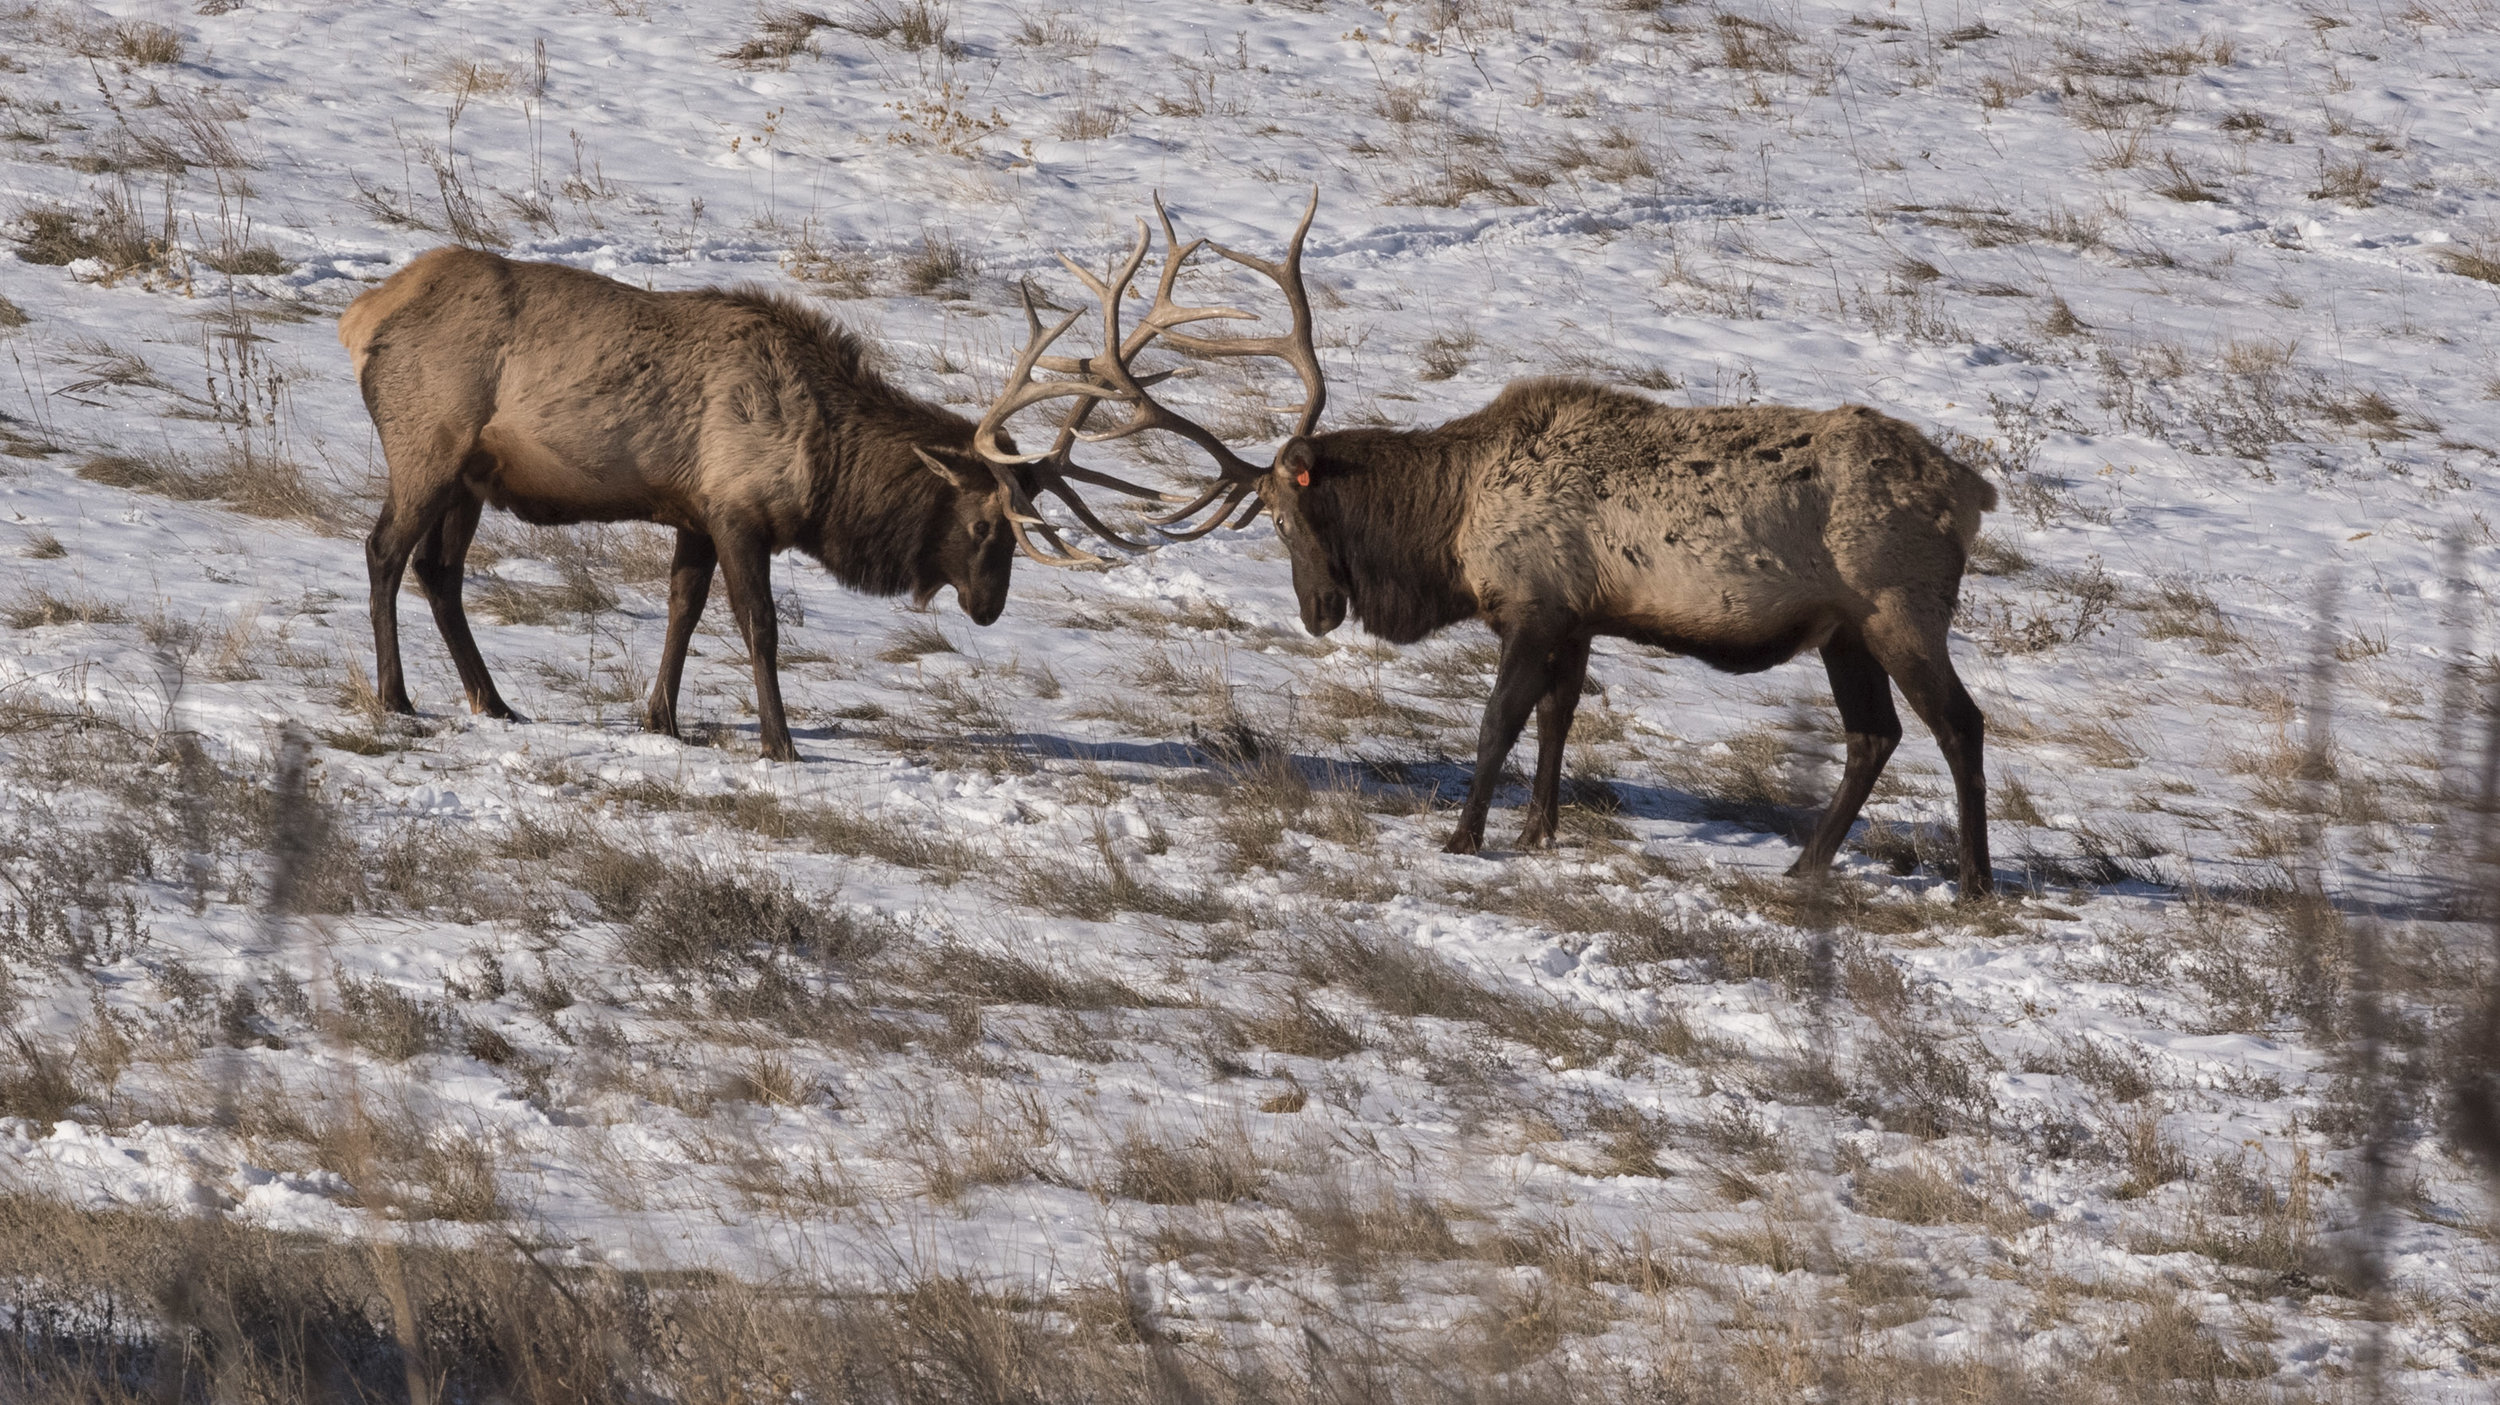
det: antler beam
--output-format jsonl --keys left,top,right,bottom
{"left": 967, "top": 188, "right": 1329, "bottom": 555}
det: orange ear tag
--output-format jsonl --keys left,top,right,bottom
{"left": 1295, "top": 469, "right": 1311, "bottom": 486}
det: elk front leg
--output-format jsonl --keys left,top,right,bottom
{"left": 1514, "top": 636, "right": 1593, "bottom": 849}
{"left": 645, "top": 528, "right": 717, "bottom": 739}
{"left": 1444, "top": 623, "right": 1568, "bottom": 855}
{"left": 713, "top": 529, "right": 799, "bottom": 763}
{"left": 1786, "top": 636, "right": 1900, "bottom": 879}
{"left": 407, "top": 493, "right": 518, "bottom": 720}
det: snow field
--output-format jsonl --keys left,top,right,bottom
{"left": 0, "top": 0, "right": 2497, "bottom": 1398}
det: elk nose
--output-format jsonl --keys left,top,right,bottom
{"left": 1303, "top": 593, "right": 1345, "bottom": 637}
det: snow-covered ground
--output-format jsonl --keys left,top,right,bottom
{"left": 2, "top": 0, "right": 2498, "bottom": 1396}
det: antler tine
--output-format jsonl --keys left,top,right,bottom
{"left": 1022, "top": 465, "right": 1158, "bottom": 552}
{"left": 1132, "top": 192, "right": 1256, "bottom": 353}
{"left": 1153, "top": 186, "right": 1327, "bottom": 439}
{"left": 971, "top": 289, "right": 1094, "bottom": 467}
{"left": 969, "top": 193, "right": 1331, "bottom": 554}
{"left": 1153, "top": 480, "right": 1262, "bottom": 540}
{"left": 980, "top": 452, "right": 1116, "bottom": 567}
{"left": 1007, "top": 507, "right": 1110, "bottom": 568}
{"left": 1050, "top": 224, "right": 1269, "bottom": 484}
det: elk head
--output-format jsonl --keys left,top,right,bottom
{"left": 965, "top": 190, "right": 1335, "bottom": 631}
{"left": 909, "top": 446, "right": 1033, "bottom": 624}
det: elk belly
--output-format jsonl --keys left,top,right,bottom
{"left": 1605, "top": 560, "right": 1840, "bottom": 674}
{"left": 470, "top": 423, "right": 657, "bottom": 525}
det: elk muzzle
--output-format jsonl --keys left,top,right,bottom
{"left": 1301, "top": 589, "right": 1347, "bottom": 637}
{"left": 958, "top": 581, "right": 1008, "bottom": 626}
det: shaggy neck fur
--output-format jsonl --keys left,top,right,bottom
{"left": 1301, "top": 422, "right": 1486, "bottom": 644}
{"left": 727, "top": 291, "right": 975, "bottom": 596}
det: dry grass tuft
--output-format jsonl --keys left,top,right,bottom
{"left": 1417, "top": 329, "right": 1478, "bottom": 381}
{"left": 12, "top": 195, "right": 157, "bottom": 271}
{"left": 879, "top": 622, "right": 957, "bottom": 662}
{"left": 1243, "top": 990, "right": 1366, "bottom": 1059}
{"left": 1297, "top": 919, "right": 1689, "bottom": 1065}
{"left": 618, "top": 865, "right": 874, "bottom": 974}
{"left": 4, "top": 589, "right": 127, "bottom": 631}
{"left": 2148, "top": 151, "right": 2221, "bottom": 203}
{"left": 2309, "top": 152, "right": 2380, "bottom": 206}
{"left": 902, "top": 228, "right": 976, "bottom": 297}
{"left": 722, "top": 7, "right": 832, "bottom": 66}
{"left": 1110, "top": 1127, "right": 1266, "bottom": 1205}
{"left": 838, "top": 0, "right": 956, "bottom": 54}
{"left": 1852, "top": 1157, "right": 2010, "bottom": 1226}
{"left": 2086, "top": 1295, "right": 2276, "bottom": 1392}
{"left": 2437, "top": 242, "right": 2500, "bottom": 285}
{"left": 2137, "top": 580, "right": 2244, "bottom": 653}
{"left": 72, "top": 20, "right": 184, "bottom": 65}
{"left": 76, "top": 450, "right": 340, "bottom": 529}
{"left": 2111, "top": 1104, "right": 2189, "bottom": 1199}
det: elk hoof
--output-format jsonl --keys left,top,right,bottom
{"left": 644, "top": 708, "right": 679, "bottom": 738}
{"left": 1515, "top": 820, "right": 1557, "bottom": 849}
{"left": 1440, "top": 828, "right": 1483, "bottom": 856}
{"left": 761, "top": 738, "right": 801, "bottom": 764}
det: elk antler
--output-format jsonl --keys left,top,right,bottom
{"left": 965, "top": 250, "right": 1188, "bottom": 568}
{"left": 1158, "top": 191, "right": 1327, "bottom": 439}
{"left": 968, "top": 189, "right": 1329, "bottom": 551}
{"left": 1144, "top": 189, "right": 1328, "bottom": 539}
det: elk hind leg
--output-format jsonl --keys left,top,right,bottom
{"left": 1863, "top": 616, "right": 1993, "bottom": 897}
{"left": 1515, "top": 636, "right": 1593, "bottom": 850}
{"left": 646, "top": 528, "right": 717, "bottom": 738}
{"left": 1445, "top": 622, "right": 1568, "bottom": 855}
{"left": 407, "top": 492, "right": 518, "bottom": 720}
{"left": 1786, "top": 635, "right": 1901, "bottom": 879}
{"left": 713, "top": 529, "right": 798, "bottom": 763}
{"left": 365, "top": 480, "right": 464, "bottom": 715}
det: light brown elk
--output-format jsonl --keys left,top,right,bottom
{"left": 977, "top": 195, "right": 1999, "bottom": 895}
{"left": 339, "top": 245, "right": 1161, "bottom": 762}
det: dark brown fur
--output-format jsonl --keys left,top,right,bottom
{"left": 342, "top": 246, "right": 1028, "bottom": 761}
{"left": 1264, "top": 378, "right": 1999, "bottom": 895}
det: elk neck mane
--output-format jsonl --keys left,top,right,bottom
{"left": 714, "top": 287, "right": 977, "bottom": 597}
{"left": 1303, "top": 398, "right": 1528, "bottom": 644}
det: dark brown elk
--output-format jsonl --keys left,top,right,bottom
{"left": 977, "top": 196, "right": 1999, "bottom": 896}
{"left": 338, "top": 245, "right": 1161, "bottom": 762}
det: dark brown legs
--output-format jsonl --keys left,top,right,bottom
{"left": 366, "top": 481, "right": 459, "bottom": 716}
{"left": 1438, "top": 614, "right": 1991, "bottom": 896}
{"left": 407, "top": 494, "right": 516, "bottom": 719}
{"left": 1513, "top": 636, "right": 1593, "bottom": 849}
{"left": 1862, "top": 620, "right": 1992, "bottom": 897}
{"left": 713, "top": 526, "right": 799, "bottom": 763}
{"left": 1786, "top": 637, "right": 1900, "bottom": 879}
{"left": 368, "top": 484, "right": 517, "bottom": 720}
{"left": 644, "top": 527, "right": 717, "bottom": 739}
{"left": 1445, "top": 622, "right": 1582, "bottom": 855}
{"left": 1784, "top": 618, "right": 1993, "bottom": 898}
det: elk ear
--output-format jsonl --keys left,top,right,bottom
{"left": 915, "top": 447, "right": 994, "bottom": 495}
{"left": 1275, "top": 437, "right": 1317, "bottom": 491}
